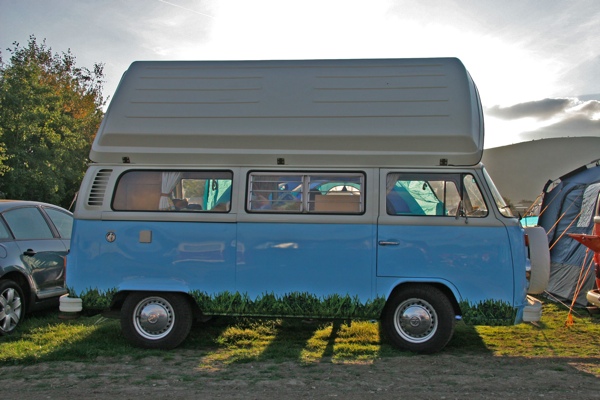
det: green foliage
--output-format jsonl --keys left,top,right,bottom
{"left": 0, "top": 35, "right": 105, "bottom": 208}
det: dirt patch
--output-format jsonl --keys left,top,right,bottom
{"left": 2, "top": 352, "right": 599, "bottom": 399}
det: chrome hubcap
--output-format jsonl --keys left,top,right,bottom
{"left": 0, "top": 287, "right": 22, "bottom": 333}
{"left": 133, "top": 297, "right": 174, "bottom": 340}
{"left": 394, "top": 297, "right": 437, "bottom": 343}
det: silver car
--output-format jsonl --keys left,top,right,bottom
{"left": 0, "top": 200, "right": 72, "bottom": 335}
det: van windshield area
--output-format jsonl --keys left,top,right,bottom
{"left": 248, "top": 172, "right": 364, "bottom": 214}
{"left": 482, "top": 167, "right": 514, "bottom": 217}
{"left": 112, "top": 170, "right": 233, "bottom": 212}
{"left": 386, "top": 173, "right": 488, "bottom": 217}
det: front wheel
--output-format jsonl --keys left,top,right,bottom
{"left": 0, "top": 279, "right": 25, "bottom": 335}
{"left": 121, "top": 292, "right": 193, "bottom": 349}
{"left": 382, "top": 285, "right": 455, "bottom": 353}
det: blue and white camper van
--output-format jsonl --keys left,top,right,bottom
{"left": 61, "top": 58, "right": 550, "bottom": 353}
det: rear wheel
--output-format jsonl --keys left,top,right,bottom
{"left": 121, "top": 292, "right": 193, "bottom": 349}
{"left": 0, "top": 279, "right": 25, "bottom": 335}
{"left": 382, "top": 285, "right": 455, "bottom": 353}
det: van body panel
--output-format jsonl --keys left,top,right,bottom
{"left": 236, "top": 222, "right": 375, "bottom": 302}
{"left": 376, "top": 223, "right": 514, "bottom": 303}
{"left": 375, "top": 277, "right": 462, "bottom": 304}
{"left": 506, "top": 224, "right": 529, "bottom": 308}
{"left": 67, "top": 163, "right": 530, "bottom": 321}
{"left": 67, "top": 220, "right": 237, "bottom": 296}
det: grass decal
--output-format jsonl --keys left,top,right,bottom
{"left": 459, "top": 299, "right": 517, "bottom": 326}
{"left": 191, "top": 291, "right": 386, "bottom": 319}
{"left": 69, "top": 287, "right": 517, "bottom": 326}
{"left": 70, "top": 287, "right": 118, "bottom": 309}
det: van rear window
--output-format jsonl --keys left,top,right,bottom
{"left": 247, "top": 172, "right": 364, "bottom": 214}
{"left": 112, "top": 170, "right": 232, "bottom": 212}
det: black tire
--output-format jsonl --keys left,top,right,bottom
{"left": 382, "top": 285, "right": 455, "bottom": 354}
{"left": 121, "top": 292, "right": 193, "bottom": 349}
{"left": 193, "top": 314, "right": 217, "bottom": 327}
{"left": 0, "top": 279, "right": 25, "bottom": 336}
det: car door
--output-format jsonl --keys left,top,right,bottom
{"left": 2, "top": 206, "right": 69, "bottom": 296}
{"left": 377, "top": 170, "right": 515, "bottom": 305}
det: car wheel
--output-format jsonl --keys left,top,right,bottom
{"left": 0, "top": 279, "right": 25, "bottom": 335}
{"left": 121, "top": 292, "right": 193, "bottom": 349}
{"left": 382, "top": 284, "right": 455, "bottom": 354}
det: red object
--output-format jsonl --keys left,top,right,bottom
{"left": 568, "top": 234, "right": 600, "bottom": 253}
{"left": 568, "top": 233, "right": 600, "bottom": 289}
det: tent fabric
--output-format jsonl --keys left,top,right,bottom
{"left": 579, "top": 182, "right": 600, "bottom": 228}
{"left": 538, "top": 161, "right": 600, "bottom": 306}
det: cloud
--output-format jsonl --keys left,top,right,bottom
{"left": 486, "top": 98, "right": 600, "bottom": 121}
{"left": 518, "top": 113, "right": 600, "bottom": 141}
{"left": 580, "top": 99, "right": 600, "bottom": 114}
{"left": 483, "top": 97, "right": 600, "bottom": 148}
{"left": 486, "top": 98, "right": 575, "bottom": 120}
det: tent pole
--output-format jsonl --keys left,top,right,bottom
{"left": 549, "top": 211, "right": 582, "bottom": 251}
{"left": 566, "top": 254, "right": 595, "bottom": 327}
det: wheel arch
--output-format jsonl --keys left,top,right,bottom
{"left": 0, "top": 270, "right": 33, "bottom": 312}
{"left": 382, "top": 281, "right": 461, "bottom": 319}
{"left": 109, "top": 290, "right": 204, "bottom": 320}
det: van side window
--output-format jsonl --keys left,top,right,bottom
{"left": 113, "top": 170, "right": 233, "bottom": 212}
{"left": 386, "top": 173, "right": 487, "bottom": 217}
{"left": 462, "top": 174, "right": 488, "bottom": 217}
{"left": 248, "top": 172, "right": 364, "bottom": 214}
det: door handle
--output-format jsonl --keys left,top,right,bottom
{"left": 23, "top": 249, "right": 37, "bottom": 256}
{"left": 378, "top": 241, "right": 399, "bottom": 246}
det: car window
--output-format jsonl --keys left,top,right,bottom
{"left": 3, "top": 207, "right": 54, "bottom": 240}
{"left": 0, "top": 220, "right": 11, "bottom": 240}
{"left": 44, "top": 207, "right": 73, "bottom": 239}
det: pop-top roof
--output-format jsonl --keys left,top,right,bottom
{"left": 90, "top": 58, "right": 484, "bottom": 167}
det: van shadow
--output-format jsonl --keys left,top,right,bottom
{"left": 4, "top": 314, "right": 492, "bottom": 365}
{"left": 186, "top": 317, "right": 494, "bottom": 366}
{"left": 443, "top": 321, "right": 495, "bottom": 354}
{"left": 257, "top": 319, "right": 345, "bottom": 362}
{"left": 188, "top": 317, "right": 352, "bottom": 364}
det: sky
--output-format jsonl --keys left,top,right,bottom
{"left": 1, "top": 0, "right": 599, "bottom": 148}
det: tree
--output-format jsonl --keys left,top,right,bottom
{"left": 0, "top": 35, "right": 105, "bottom": 208}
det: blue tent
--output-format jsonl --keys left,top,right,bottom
{"left": 538, "top": 160, "right": 600, "bottom": 306}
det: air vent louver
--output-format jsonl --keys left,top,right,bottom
{"left": 87, "top": 169, "right": 113, "bottom": 206}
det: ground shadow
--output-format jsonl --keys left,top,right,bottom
{"left": 442, "top": 321, "right": 494, "bottom": 354}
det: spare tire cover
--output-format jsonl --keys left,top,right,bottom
{"left": 524, "top": 226, "right": 550, "bottom": 294}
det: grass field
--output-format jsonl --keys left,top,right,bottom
{"left": 1, "top": 301, "right": 599, "bottom": 373}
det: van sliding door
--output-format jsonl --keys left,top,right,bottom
{"left": 235, "top": 171, "right": 375, "bottom": 317}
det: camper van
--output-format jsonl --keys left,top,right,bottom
{"left": 61, "top": 58, "right": 550, "bottom": 353}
